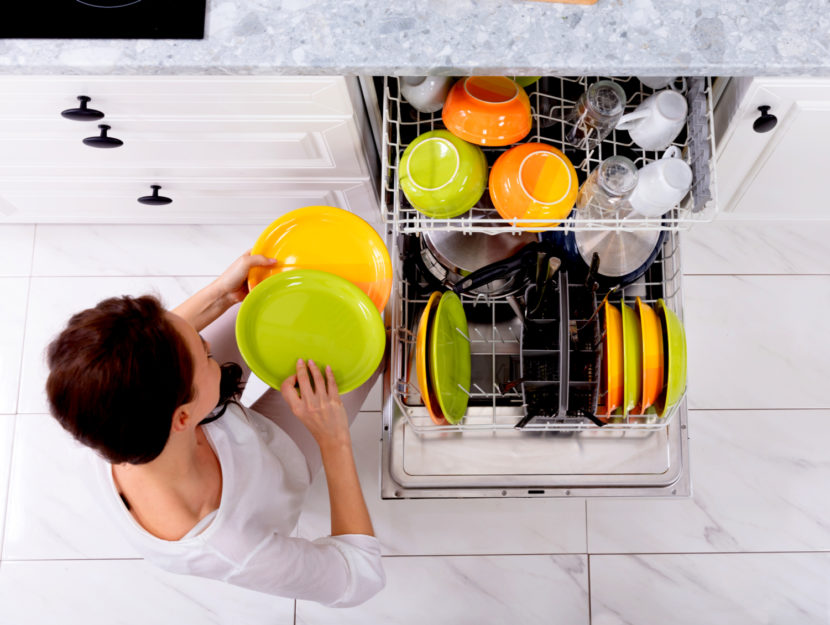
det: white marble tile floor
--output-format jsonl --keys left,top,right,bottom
{"left": 1, "top": 221, "right": 830, "bottom": 624}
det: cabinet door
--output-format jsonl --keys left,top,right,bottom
{"left": 716, "top": 78, "right": 830, "bottom": 217}
{"left": 0, "top": 178, "right": 378, "bottom": 225}
{"left": 0, "top": 118, "right": 369, "bottom": 179}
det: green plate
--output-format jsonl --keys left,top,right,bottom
{"left": 235, "top": 269, "right": 385, "bottom": 394}
{"left": 655, "top": 299, "right": 687, "bottom": 418}
{"left": 429, "top": 292, "right": 471, "bottom": 425}
{"left": 620, "top": 299, "right": 642, "bottom": 416}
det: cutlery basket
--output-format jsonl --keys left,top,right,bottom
{"left": 519, "top": 271, "right": 603, "bottom": 426}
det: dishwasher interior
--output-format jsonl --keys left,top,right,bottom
{"left": 378, "top": 76, "right": 716, "bottom": 499}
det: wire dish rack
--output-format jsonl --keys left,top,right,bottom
{"left": 381, "top": 75, "right": 717, "bottom": 234}
{"left": 389, "top": 228, "right": 686, "bottom": 434}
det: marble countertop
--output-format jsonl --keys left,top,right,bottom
{"left": 1, "top": 0, "right": 829, "bottom": 76}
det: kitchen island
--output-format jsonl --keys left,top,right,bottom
{"left": 0, "top": 0, "right": 828, "bottom": 76}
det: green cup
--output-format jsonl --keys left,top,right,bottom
{"left": 399, "top": 129, "right": 487, "bottom": 219}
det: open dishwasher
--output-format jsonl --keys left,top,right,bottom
{"left": 376, "top": 75, "right": 717, "bottom": 499}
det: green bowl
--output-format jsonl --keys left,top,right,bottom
{"left": 399, "top": 129, "right": 487, "bottom": 219}
{"left": 510, "top": 76, "right": 541, "bottom": 88}
{"left": 655, "top": 299, "right": 687, "bottom": 418}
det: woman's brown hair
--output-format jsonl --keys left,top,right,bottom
{"left": 46, "top": 295, "right": 194, "bottom": 465}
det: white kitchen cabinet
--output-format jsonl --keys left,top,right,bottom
{"left": 0, "top": 76, "right": 378, "bottom": 224}
{"left": 714, "top": 77, "right": 830, "bottom": 218}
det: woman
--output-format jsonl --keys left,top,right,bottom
{"left": 45, "top": 251, "right": 385, "bottom": 607}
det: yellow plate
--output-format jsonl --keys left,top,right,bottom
{"left": 416, "top": 292, "right": 447, "bottom": 425}
{"left": 247, "top": 205, "right": 393, "bottom": 312}
{"left": 600, "top": 301, "right": 623, "bottom": 416}
{"left": 636, "top": 297, "right": 665, "bottom": 413}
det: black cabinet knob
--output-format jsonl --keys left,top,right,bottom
{"left": 753, "top": 105, "right": 778, "bottom": 133}
{"left": 137, "top": 185, "right": 172, "bottom": 206}
{"left": 61, "top": 96, "right": 105, "bottom": 121}
{"left": 82, "top": 124, "right": 123, "bottom": 148}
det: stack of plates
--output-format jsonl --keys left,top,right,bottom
{"left": 599, "top": 297, "right": 687, "bottom": 419}
{"left": 414, "top": 291, "right": 471, "bottom": 425}
{"left": 236, "top": 206, "right": 392, "bottom": 394}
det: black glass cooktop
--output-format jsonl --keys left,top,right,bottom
{"left": 2, "top": 0, "right": 207, "bottom": 39}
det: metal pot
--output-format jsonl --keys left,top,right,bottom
{"left": 420, "top": 228, "right": 539, "bottom": 297}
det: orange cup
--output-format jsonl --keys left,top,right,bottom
{"left": 442, "top": 76, "right": 532, "bottom": 146}
{"left": 489, "top": 142, "right": 578, "bottom": 230}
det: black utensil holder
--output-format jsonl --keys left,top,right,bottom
{"left": 519, "top": 271, "right": 603, "bottom": 426}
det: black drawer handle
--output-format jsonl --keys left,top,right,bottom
{"left": 137, "top": 185, "right": 172, "bottom": 206}
{"left": 61, "top": 96, "right": 105, "bottom": 121}
{"left": 83, "top": 124, "right": 123, "bottom": 148}
{"left": 753, "top": 105, "right": 778, "bottom": 133}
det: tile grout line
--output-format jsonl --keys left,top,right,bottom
{"left": 2, "top": 225, "right": 38, "bottom": 561}
{"left": 584, "top": 499, "right": 590, "bottom": 553}
{"left": 587, "top": 554, "right": 592, "bottom": 625}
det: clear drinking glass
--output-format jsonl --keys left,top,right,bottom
{"left": 564, "top": 80, "right": 627, "bottom": 151}
{"left": 575, "top": 155, "right": 638, "bottom": 218}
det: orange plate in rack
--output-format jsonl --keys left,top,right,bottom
{"left": 636, "top": 297, "right": 665, "bottom": 413}
{"left": 600, "top": 300, "right": 623, "bottom": 416}
{"left": 415, "top": 292, "right": 447, "bottom": 425}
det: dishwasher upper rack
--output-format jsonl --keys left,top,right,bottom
{"left": 380, "top": 75, "right": 717, "bottom": 234}
{"left": 390, "top": 229, "right": 686, "bottom": 434}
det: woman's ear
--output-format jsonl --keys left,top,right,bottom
{"left": 170, "top": 405, "right": 192, "bottom": 433}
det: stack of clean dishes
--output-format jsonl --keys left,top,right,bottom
{"left": 599, "top": 296, "right": 687, "bottom": 420}
{"left": 236, "top": 206, "right": 392, "bottom": 393}
{"left": 414, "top": 291, "right": 471, "bottom": 425}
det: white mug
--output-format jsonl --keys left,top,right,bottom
{"left": 636, "top": 76, "right": 687, "bottom": 92}
{"left": 616, "top": 90, "right": 688, "bottom": 151}
{"left": 400, "top": 76, "right": 453, "bottom": 114}
{"left": 627, "top": 146, "right": 693, "bottom": 218}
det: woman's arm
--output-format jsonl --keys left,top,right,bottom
{"left": 281, "top": 359, "right": 374, "bottom": 537}
{"left": 173, "top": 251, "right": 276, "bottom": 331}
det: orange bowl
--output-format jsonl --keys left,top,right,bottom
{"left": 636, "top": 297, "right": 665, "bottom": 413}
{"left": 442, "top": 77, "right": 532, "bottom": 146}
{"left": 489, "top": 142, "right": 578, "bottom": 230}
{"left": 600, "top": 301, "right": 624, "bottom": 416}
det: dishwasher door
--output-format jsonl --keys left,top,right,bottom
{"left": 380, "top": 232, "right": 691, "bottom": 500}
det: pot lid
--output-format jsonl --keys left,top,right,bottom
{"left": 423, "top": 228, "right": 538, "bottom": 274}
{"left": 574, "top": 221, "right": 660, "bottom": 278}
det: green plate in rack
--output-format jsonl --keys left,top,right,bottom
{"left": 620, "top": 298, "right": 643, "bottom": 416}
{"left": 429, "top": 291, "right": 471, "bottom": 425}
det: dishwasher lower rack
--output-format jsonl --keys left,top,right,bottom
{"left": 389, "top": 229, "right": 686, "bottom": 434}
{"left": 380, "top": 75, "right": 716, "bottom": 234}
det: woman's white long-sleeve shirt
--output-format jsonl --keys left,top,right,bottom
{"left": 92, "top": 403, "right": 385, "bottom": 607}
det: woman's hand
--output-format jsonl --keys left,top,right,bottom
{"left": 281, "top": 359, "right": 351, "bottom": 451}
{"left": 214, "top": 249, "right": 277, "bottom": 306}
{"left": 173, "top": 250, "right": 276, "bottom": 331}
